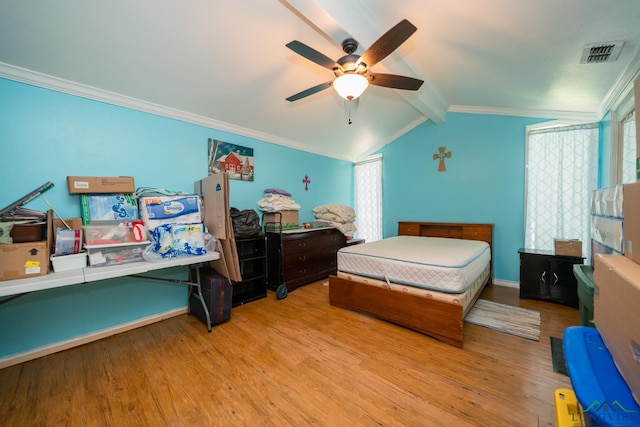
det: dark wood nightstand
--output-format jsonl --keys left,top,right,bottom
{"left": 518, "top": 248, "right": 584, "bottom": 308}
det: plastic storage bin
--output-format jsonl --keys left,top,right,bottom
{"left": 50, "top": 252, "right": 87, "bottom": 272}
{"left": 85, "top": 241, "right": 150, "bottom": 267}
{"left": 573, "top": 264, "right": 595, "bottom": 327}
{"left": 84, "top": 223, "right": 139, "bottom": 245}
{"left": 563, "top": 326, "right": 640, "bottom": 426}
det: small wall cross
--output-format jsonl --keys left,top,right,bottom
{"left": 302, "top": 175, "right": 311, "bottom": 191}
{"left": 433, "top": 146, "right": 451, "bottom": 172}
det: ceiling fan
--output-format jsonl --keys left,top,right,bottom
{"left": 285, "top": 19, "right": 424, "bottom": 103}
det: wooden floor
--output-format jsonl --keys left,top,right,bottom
{"left": 0, "top": 281, "right": 578, "bottom": 426}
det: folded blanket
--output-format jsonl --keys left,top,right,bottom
{"left": 258, "top": 194, "right": 301, "bottom": 212}
{"left": 312, "top": 204, "right": 356, "bottom": 223}
{"left": 264, "top": 188, "right": 292, "bottom": 197}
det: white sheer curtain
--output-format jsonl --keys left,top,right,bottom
{"left": 524, "top": 123, "right": 599, "bottom": 261}
{"left": 354, "top": 154, "right": 383, "bottom": 242}
{"left": 621, "top": 110, "right": 636, "bottom": 184}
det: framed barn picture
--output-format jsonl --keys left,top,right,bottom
{"left": 208, "top": 139, "right": 254, "bottom": 181}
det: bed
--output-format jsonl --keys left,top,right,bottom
{"left": 328, "top": 222, "right": 493, "bottom": 348}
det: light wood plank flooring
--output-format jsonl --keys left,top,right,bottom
{"left": 0, "top": 281, "right": 578, "bottom": 426}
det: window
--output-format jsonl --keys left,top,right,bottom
{"left": 620, "top": 110, "right": 636, "bottom": 184}
{"left": 610, "top": 82, "right": 637, "bottom": 185}
{"left": 524, "top": 123, "right": 599, "bottom": 262}
{"left": 354, "top": 154, "right": 383, "bottom": 242}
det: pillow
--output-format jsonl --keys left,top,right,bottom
{"left": 312, "top": 204, "right": 356, "bottom": 222}
{"left": 315, "top": 212, "right": 346, "bottom": 223}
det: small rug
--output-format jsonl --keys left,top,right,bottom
{"left": 550, "top": 336, "right": 568, "bottom": 376}
{"left": 465, "top": 299, "right": 541, "bottom": 341}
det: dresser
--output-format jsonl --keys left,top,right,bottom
{"left": 266, "top": 227, "right": 347, "bottom": 293}
{"left": 518, "top": 248, "right": 584, "bottom": 308}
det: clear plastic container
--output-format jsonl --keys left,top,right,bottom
{"left": 85, "top": 241, "right": 150, "bottom": 267}
{"left": 84, "top": 222, "right": 143, "bottom": 245}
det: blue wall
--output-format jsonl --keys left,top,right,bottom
{"left": 379, "top": 112, "right": 547, "bottom": 283}
{"left": 0, "top": 78, "right": 352, "bottom": 358}
{"left": 0, "top": 77, "right": 613, "bottom": 359}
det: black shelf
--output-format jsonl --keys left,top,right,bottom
{"left": 232, "top": 235, "right": 267, "bottom": 307}
{"left": 518, "top": 248, "right": 583, "bottom": 308}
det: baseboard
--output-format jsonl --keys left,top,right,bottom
{"left": 0, "top": 307, "right": 188, "bottom": 370}
{"left": 492, "top": 279, "right": 520, "bottom": 289}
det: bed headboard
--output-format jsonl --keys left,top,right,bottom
{"left": 398, "top": 222, "right": 493, "bottom": 283}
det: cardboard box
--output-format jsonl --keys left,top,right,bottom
{"left": 623, "top": 181, "right": 640, "bottom": 265}
{"left": 53, "top": 217, "right": 83, "bottom": 232}
{"left": 553, "top": 238, "right": 582, "bottom": 257}
{"left": 194, "top": 174, "right": 227, "bottom": 240}
{"left": 52, "top": 217, "right": 84, "bottom": 256}
{"left": 0, "top": 210, "right": 52, "bottom": 281}
{"left": 263, "top": 210, "right": 299, "bottom": 230}
{"left": 634, "top": 75, "right": 639, "bottom": 180}
{"left": 194, "top": 173, "right": 241, "bottom": 282}
{"left": 67, "top": 176, "right": 135, "bottom": 194}
{"left": 593, "top": 254, "right": 640, "bottom": 404}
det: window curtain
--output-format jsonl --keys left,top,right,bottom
{"left": 354, "top": 155, "right": 383, "bottom": 242}
{"left": 524, "top": 124, "right": 599, "bottom": 262}
{"left": 622, "top": 110, "right": 636, "bottom": 184}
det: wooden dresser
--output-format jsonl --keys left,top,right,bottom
{"left": 266, "top": 227, "right": 347, "bottom": 292}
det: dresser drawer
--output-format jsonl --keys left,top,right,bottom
{"left": 266, "top": 227, "right": 347, "bottom": 292}
{"left": 283, "top": 256, "right": 338, "bottom": 284}
{"left": 282, "top": 232, "right": 343, "bottom": 254}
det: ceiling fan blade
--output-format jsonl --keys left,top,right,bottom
{"left": 286, "top": 81, "right": 333, "bottom": 102}
{"left": 368, "top": 73, "right": 424, "bottom": 90}
{"left": 286, "top": 41, "right": 339, "bottom": 70}
{"left": 358, "top": 19, "right": 417, "bottom": 69}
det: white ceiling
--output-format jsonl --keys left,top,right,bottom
{"left": 1, "top": 0, "right": 640, "bottom": 162}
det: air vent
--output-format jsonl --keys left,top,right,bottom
{"left": 580, "top": 41, "right": 625, "bottom": 64}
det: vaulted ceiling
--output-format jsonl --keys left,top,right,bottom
{"left": 1, "top": 0, "right": 639, "bottom": 161}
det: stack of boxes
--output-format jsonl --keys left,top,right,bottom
{"left": 559, "top": 76, "right": 640, "bottom": 425}
{"left": 589, "top": 76, "right": 640, "bottom": 405}
{"left": 67, "top": 176, "right": 149, "bottom": 268}
{"left": 0, "top": 210, "right": 53, "bottom": 280}
{"left": 592, "top": 182, "right": 640, "bottom": 405}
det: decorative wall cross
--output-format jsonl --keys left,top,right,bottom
{"left": 302, "top": 175, "right": 311, "bottom": 191}
{"left": 433, "top": 146, "right": 452, "bottom": 172}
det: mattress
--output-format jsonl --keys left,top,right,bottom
{"left": 337, "top": 236, "right": 490, "bottom": 293}
{"left": 336, "top": 265, "right": 489, "bottom": 315}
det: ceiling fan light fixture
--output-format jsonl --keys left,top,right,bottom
{"left": 333, "top": 73, "right": 368, "bottom": 100}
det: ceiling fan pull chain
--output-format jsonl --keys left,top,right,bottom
{"left": 346, "top": 99, "right": 353, "bottom": 125}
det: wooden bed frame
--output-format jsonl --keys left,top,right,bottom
{"left": 328, "top": 222, "right": 493, "bottom": 348}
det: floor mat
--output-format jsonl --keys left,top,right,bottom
{"left": 464, "top": 299, "right": 541, "bottom": 341}
{"left": 550, "top": 336, "right": 568, "bottom": 376}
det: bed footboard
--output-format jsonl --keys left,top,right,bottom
{"left": 328, "top": 275, "right": 465, "bottom": 348}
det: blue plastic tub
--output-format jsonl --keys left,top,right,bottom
{"left": 563, "top": 326, "right": 640, "bottom": 426}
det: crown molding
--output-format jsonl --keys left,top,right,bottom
{"left": 599, "top": 49, "right": 640, "bottom": 117}
{"left": 447, "top": 104, "right": 600, "bottom": 123}
{"left": 0, "top": 62, "right": 350, "bottom": 162}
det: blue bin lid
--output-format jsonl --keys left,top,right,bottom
{"left": 563, "top": 326, "right": 640, "bottom": 426}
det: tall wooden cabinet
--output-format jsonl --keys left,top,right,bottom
{"left": 518, "top": 248, "right": 583, "bottom": 308}
{"left": 266, "top": 227, "right": 347, "bottom": 293}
